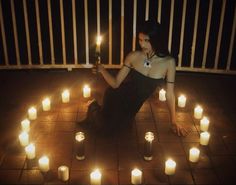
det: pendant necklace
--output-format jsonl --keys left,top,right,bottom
{"left": 143, "top": 52, "right": 156, "bottom": 68}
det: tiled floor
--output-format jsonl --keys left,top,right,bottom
{"left": 0, "top": 69, "right": 236, "bottom": 185}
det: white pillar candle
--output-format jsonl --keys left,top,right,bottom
{"left": 189, "top": 147, "right": 200, "bottom": 162}
{"left": 200, "top": 116, "right": 210, "bottom": 131}
{"left": 131, "top": 168, "right": 142, "bottom": 185}
{"left": 28, "top": 107, "right": 37, "bottom": 120}
{"left": 159, "top": 89, "right": 166, "bottom": 101}
{"left": 19, "top": 131, "right": 29, "bottom": 147}
{"left": 194, "top": 105, "right": 203, "bottom": 119}
{"left": 165, "top": 159, "right": 176, "bottom": 175}
{"left": 62, "top": 90, "right": 70, "bottom": 103}
{"left": 90, "top": 169, "right": 102, "bottom": 185}
{"left": 42, "top": 98, "right": 51, "bottom": 111}
{"left": 200, "top": 131, "right": 210, "bottom": 145}
{"left": 83, "top": 85, "right": 91, "bottom": 98}
{"left": 21, "top": 119, "right": 30, "bottom": 132}
{"left": 178, "top": 95, "right": 186, "bottom": 108}
{"left": 58, "top": 165, "right": 69, "bottom": 182}
{"left": 25, "top": 143, "right": 35, "bottom": 159}
{"left": 38, "top": 156, "right": 50, "bottom": 172}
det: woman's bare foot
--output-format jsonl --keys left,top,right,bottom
{"left": 171, "top": 124, "right": 189, "bottom": 137}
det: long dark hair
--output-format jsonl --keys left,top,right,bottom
{"left": 137, "top": 20, "right": 170, "bottom": 57}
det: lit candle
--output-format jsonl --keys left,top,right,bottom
{"left": 165, "top": 159, "right": 176, "bottom": 175}
{"left": 58, "top": 165, "right": 69, "bottom": 182}
{"left": 189, "top": 147, "right": 200, "bottom": 162}
{"left": 178, "top": 95, "right": 186, "bottom": 108}
{"left": 90, "top": 169, "right": 102, "bottom": 185}
{"left": 38, "top": 156, "right": 50, "bottom": 172}
{"left": 131, "top": 168, "right": 142, "bottom": 185}
{"left": 28, "top": 107, "right": 37, "bottom": 120}
{"left": 75, "top": 132, "right": 85, "bottom": 160}
{"left": 42, "top": 97, "right": 51, "bottom": 111}
{"left": 200, "top": 116, "right": 210, "bottom": 131}
{"left": 144, "top": 132, "right": 154, "bottom": 161}
{"left": 200, "top": 131, "right": 210, "bottom": 146}
{"left": 194, "top": 105, "right": 203, "bottom": 119}
{"left": 96, "top": 35, "right": 102, "bottom": 55}
{"left": 83, "top": 85, "right": 91, "bottom": 98}
{"left": 159, "top": 89, "right": 166, "bottom": 101}
{"left": 21, "top": 119, "right": 30, "bottom": 132}
{"left": 19, "top": 131, "right": 29, "bottom": 147}
{"left": 62, "top": 90, "right": 70, "bottom": 103}
{"left": 25, "top": 143, "right": 35, "bottom": 159}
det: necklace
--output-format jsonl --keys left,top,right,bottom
{"left": 143, "top": 52, "right": 156, "bottom": 68}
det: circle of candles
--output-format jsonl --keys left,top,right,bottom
{"left": 58, "top": 165, "right": 69, "bottom": 182}
{"left": 62, "top": 90, "right": 70, "bottom": 103}
{"left": 42, "top": 97, "right": 51, "bottom": 111}
{"left": 28, "top": 107, "right": 37, "bottom": 120}
{"left": 75, "top": 132, "right": 85, "bottom": 160}
{"left": 165, "top": 159, "right": 176, "bottom": 175}
{"left": 194, "top": 105, "right": 203, "bottom": 119}
{"left": 131, "top": 168, "right": 142, "bottom": 185}
{"left": 25, "top": 143, "right": 35, "bottom": 159}
{"left": 83, "top": 85, "right": 91, "bottom": 98}
{"left": 200, "top": 131, "right": 210, "bottom": 145}
{"left": 19, "top": 131, "right": 29, "bottom": 147}
{"left": 178, "top": 95, "right": 186, "bottom": 108}
{"left": 200, "top": 116, "right": 210, "bottom": 131}
{"left": 159, "top": 89, "right": 166, "bottom": 101}
{"left": 90, "top": 169, "right": 102, "bottom": 185}
{"left": 189, "top": 147, "right": 200, "bottom": 162}
{"left": 144, "top": 132, "right": 154, "bottom": 161}
{"left": 38, "top": 156, "right": 50, "bottom": 172}
{"left": 21, "top": 119, "right": 30, "bottom": 132}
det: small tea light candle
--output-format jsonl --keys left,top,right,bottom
{"left": 25, "top": 143, "right": 35, "bottom": 159}
{"left": 38, "top": 156, "right": 50, "bottom": 172}
{"left": 42, "top": 98, "right": 51, "bottom": 111}
{"left": 131, "top": 168, "right": 142, "bottom": 185}
{"left": 90, "top": 169, "right": 102, "bottom": 185}
{"left": 200, "top": 116, "right": 210, "bottom": 131}
{"left": 21, "top": 119, "right": 30, "bottom": 132}
{"left": 165, "top": 159, "right": 176, "bottom": 175}
{"left": 189, "top": 147, "right": 200, "bottom": 162}
{"left": 75, "top": 132, "right": 85, "bottom": 160}
{"left": 144, "top": 132, "right": 154, "bottom": 161}
{"left": 200, "top": 131, "right": 210, "bottom": 145}
{"left": 58, "top": 165, "right": 69, "bottom": 182}
{"left": 83, "top": 85, "right": 91, "bottom": 98}
{"left": 178, "top": 95, "right": 186, "bottom": 108}
{"left": 28, "top": 107, "right": 37, "bottom": 120}
{"left": 62, "top": 90, "right": 70, "bottom": 103}
{"left": 159, "top": 89, "right": 166, "bottom": 101}
{"left": 19, "top": 131, "right": 29, "bottom": 147}
{"left": 194, "top": 105, "right": 203, "bottom": 119}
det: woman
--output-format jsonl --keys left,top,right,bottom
{"left": 80, "top": 20, "right": 188, "bottom": 137}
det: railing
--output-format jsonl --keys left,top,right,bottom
{"left": 0, "top": 0, "right": 235, "bottom": 74}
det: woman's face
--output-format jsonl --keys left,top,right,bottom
{"left": 138, "top": 33, "right": 153, "bottom": 54}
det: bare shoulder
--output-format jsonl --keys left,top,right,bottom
{"left": 125, "top": 51, "right": 143, "bottom": 65}
{"left": 164, "top": 56, "right": 176, "bottom": 68}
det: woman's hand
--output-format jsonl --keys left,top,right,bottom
{"left": 97, "top": 63, "right": 105, "bottom": 73}
{"left": 171, "top": 123, "right": 189, "bottom": 137}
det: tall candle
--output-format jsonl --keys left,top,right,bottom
{"left": 62, "top": 90, "right": 70, "bottom": 103}
{"left": 178, "top": 95, "right": 186, "bottom": 108}
{"left": 28, "top": 107, "right": 37, "bottom": 120}
{"left": 144, "top": 132, "right": 154, "bottom": 161}
{"left": 42, "top": 98, "right": 51, "bottom": 111}
{"left": 200, "top": 116, "right": 210, "bottom": 131}
{"left": 131, "top": 168, "right": 142, "bottom": 185}
{"left": 38, "top": 156, "right": 50, "bottom": 172}
{"left": 25, "top": 143, "right": 35, "bottom": 159}
{"left": 19, "top": 131, "right": 29, "bottom": 147}
{"left": 189, "top": 147, "right": 200, "bottom": 162}
{"left": 200, "top": 131, "right": 210, "bottom": 145}
{"left": 165, "top": 159, "right": 176, "bottom": 175}
{"left": 58, "top": 165, "right": 69, "bottom": 182}
{"left": 159, "top": 89, "right": 166, "bottom": 101}
{"left": 21, "top": 119, "right": 30, "bottom": 132}
{"left": 83, "top": 85, "right": 91, "bottom": 98}
{"left": 96, "top": 35, "right": 102, "bottom": 54}
{"left": 75, "top": 132, "right": 85, "bottom": 160}
{"left": 90, "top": 169, "right": 102, "bottom": 185}
{"left": 194, "top": 105, "right": 203, "bottom": 119}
